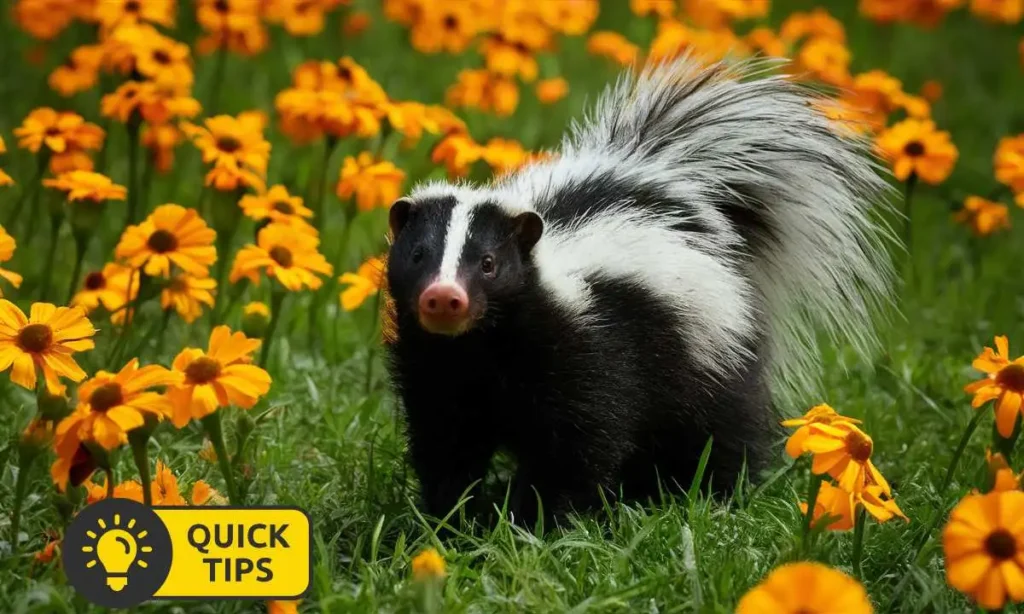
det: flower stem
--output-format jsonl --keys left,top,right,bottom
{"left": 259, "top": 289, "right": 287, "bottom": 369}
{"left": 851, "top": 507, "right": 867, "bottom": 579}
{"left": 201, "top": 412, "right": 240, "bottom": 505}
{"left": 208, "top": 47, "right": 228, "bottom": 115}
{"left": 802, "top": 472, "right": 825, "bottom": 556}
{"left": 65, "top": 232, "right": 88, "bottom": 304}
{"left": 126, "top": 118, "right": 141, "bottom": 224}
{"left": 39, "top": 214, "right": 61, "bottom": 301}
{"left": 313, "top": 136, "right": 338, "bottom": 232}
{"left": 129, "top": 430, "right": 153, "bottom": 506}
{"left": 5, "top": 155, "right": 45, "bottom": 228}
{"left": 10, "top": 450, "right": 34, "bottom": 552}
{"left": 105, "top": 467, "right": 115, "bottom": 499}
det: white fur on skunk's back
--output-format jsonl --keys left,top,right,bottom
{"left": 419, "top": 56, "right": 895, "bottom": 402}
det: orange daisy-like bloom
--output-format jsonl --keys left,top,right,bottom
{"left": 409, "top": 1, "right": 479, "bottom": 54}
{"left": 745, "top": 27, "right": 788, "bottom": 58}
{"left": 966, "top": 336, "right": 1024, "bottom": 438}
{"left": 482, "top": 138, "right": 530, "bottom": 176}
{"left": 736, "top": 562, "right": 872, "bottom": 614}
{"left": 986, "top": 449, "right": 1021, "bottom": 493}
{"left": 230, "top": 223, "right": 333, "bottom": 291}
{"left": 274, "top": 58, "right": 388, "bottom": 142}
{"left": 162, "top": 274, "right": 217, "bottom": 323}
{"left": 115, "top": 204, "right": 218, "bottom": 277}
{"left": 15, "top": 108, "right": 105, "bottom": 157}
{"left": 971, "top": 0, "right": 1023, "bottom": 23}
{"left": 49, "top": 44, "right": 103, "bottom": 97}
{"left": 446, "top": 69, "right": 519, "bottom": 117}
{"left": 267, "top": 600, "right": 301, "bottom": 614}
{"left": 586, "top": 31, "right": 641, "bottom": 66}
{"left": 0, "top": 225, "right": 24, "bottom": 295}
{"left": 994, "top": 134, "right": 1024, "bottom": 207}
{"left": 123, "top": 27, "right": 195, "bottom": 90}
{"left": 432, "top": 133, "right": 483, "bottom": 178}
{"left": 781, "top": 403, "right": 862, "bottom": 459}
{"left": 72, "top": 263, "right": 139, "bottom": 318}
{"left": 167, "top": 325, "right": 272, "bottom": 427}
{"left": 13, "top": 0, "right": 77, "bottom": 40}
{"left": 101, "top": 80, "right": 202, "bottom": 126}
{"left": 539, "top": 0, "right": 598, "bottom": 34}
{"left": 795, "top": 36, "right": 852, "bottom": 87}
{"left": 944, "top": 490, "right": 1024, "bottom": 610}
{"left": 239, "top": 185, "right": 316, "bottom": 229}
{"left": 339, "top": 257, "right": 384, "bottom": 311}
{"left": 955, "top": 196, "right": 1011, "bottom": 236}
{"left": 83, "top": 461, "right": 192, "bottom": 505}
{"left": 876, "top": 119, "right": 958, "bottom": 184}
{"left": 0, "top": 301, "right": 96, "bottom": 394}
{"left": 845, "top": 70, "right": 905, "bottom": 130}
{"left": 265, "top": 0, "right": 343, "bottom": 36}
{"left": 43, "top": 171, "right": 127, "bottom": 203}
{"left": 51, "top": 442, "right": 99, "bottom": 492}
{"left": 535, "top": 77, "right": 569, "bottom": 104}
{"left": 142, "top": 122, "right": 184, "bottom": 174}
{"left": 481, "top": 36, "right": 539, "bottom": 82}
{"left": 196, "top": 0, "right": 268, "bottom": 56}
{"left": 53, "top": 358, "right": 179, "bottom": 451}
{"left": 411, "top": 548, "right": 446, "bottom": 581}
{"left": 800, "top": 480, "right": 855, "bottom": 531}
{"left": 183, "top": 113, "right": 271, "bottom": 191}
{"left": 94, "top": 0, "right": 176, "bottom": 29}
{"left": 780, "top": 8, "right": 846, "bottom": 44}
{"left": 383, "top": 101, "right": 442, "bottom": 145}
{"left": 630, "top": 0, "right": 676, "bottom": 18}
{"left": 801, "top": 421, "right": 891, "bottom": 495}
{"left": 336, "top": 153, "right": 406, "bottom": 212}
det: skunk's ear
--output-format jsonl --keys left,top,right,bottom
{"left": 514, "top": 211, "right": 543, "bottom": 254}
{"left": 389, "top": 198, "right": 414, "bottom": 238}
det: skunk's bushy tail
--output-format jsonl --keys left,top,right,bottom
{"left": 568, "top": 57, "right": 896, "bottom": 402}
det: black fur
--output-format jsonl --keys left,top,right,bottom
{"left": 386, "top": 196, "right": 776, "bottom": 526}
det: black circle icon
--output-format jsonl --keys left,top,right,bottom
{"left": 63, "top": 498, "right": 173, "bottom": 608}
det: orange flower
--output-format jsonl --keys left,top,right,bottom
{"left": 782, "top": 403, "right": 862, "bottom": 459}
{"left": 966, "top": 336, "right": 1024, "bottom": 438}
{"left": 800, "top": 481, "right": 855, "bottom": 531}
{"left": 339, "top": 257, "right": 384, "bottom": 311}
{"left": 535, "top": 77, "right": 568, "bottom": 104}
{"left": 142, "top": 123, "right": 184, "bottom": 174}
{"left": 944, "top": 490, "right": 1024, "bottom": 610}
{"left": 539, "top": 0, "right": 598, "bottom": 34}
{"left": 94, "top": 0, "right": 176, "bottom": 29}
{"left": 124, "top": 27, "right": 194, "bottom": 89}
{"left": 183, "top": 113, "right": 271, "bottom": 191}
{"left": 0, "top": 225, "right": 24, "bottom": 295}
{"left": 586, "top": 31, "right": 641, "bottom": 66}
{"left": 191, "top": 479, "right": 225, "bottom": 505}
{"left": 411, "top": 548, "right": 446, "bottom": 580}
{"left": 162, "top": 274, "right": 217, "bottom": 323}
{"left": 446, "top": 69, "right": 519, "bottom": 117}
{"left": 0, "top": 301, "right": 96, "bottom": 394}
{"left": 13, "top": 0, "right": 77, "bottom": 40}
{"left": 481, "top": 36, "right": 539, "bottom": 82}
{"left": 35, "top": 538, "right": 60, "bottom": 564}
{"left": 49, "top": 45, "right": 103, "bottom": 97}
{"left": 0, "top": 136, "right": 12, "bottom": 187}
{"left": 994, "top": 134, "right": 1024, "bottom": 207}
{"left": 239, "top": 185, "right": 315, "bottom": 229}
{"left": 101, "top": 80, "right": 202, "bottom": 125}
{"left": 432, "top": 133, "right": 483, "bottom": 177}
{"left": 955, "top": 196, "right": 1011, "bottom": 236}
{"left": 267, "top": 600, "right": 301, "bottom": 614}
{"left": 43, "top": 171, "right": 127, "bottom": 203}
{"left": 167, "top": 325, "right": 272, "bottom": 427}
{"left": 343, "top": 10, "right": 372, "bottom": 36}
{"left": 72, "top": 263, "right": 139, "bottom": 318}
{"left": 795, "top": 37, "right": 851, "bottom": 87}
{"left": 630, "top": 0, "right": 676, "bottom": 18}
{"left": 265, "top": 0, "right": 343, "bottom": 36}
{"left": 230, "top": 223, "right": 333, "bottom": 291}
{"left": 383, "top": 101, "right": 442, "bottom": 145}
{"left": 737, "top": 562, "right": 872, "bottom": 613}
{"left": 53, "top": 358, "right": 179, "bottom": 451}
{"left": 921, "top": 79, "right": 944, "bottom": 102}
{"left": 745, "top": 27, "right": 788, "bottom": 57}
{"left": 481, "top": 138, "right": 529, "bottom": 175}
{"left": 15, "top": 108, "right": 105, "bottom": 156}
{"left": 876, "top": 119, "right": 958, "bottom": 184}
{"left": 800, "top": 421, "right": 891, "bottom": 495}
{"left": 986, "top": 449, "right": 1021, "bottom": 493}
{"left": 409, "top": 2, "right": 479, "bottom": 54}
{"left": 196, "top": 0, "right": 268, "bottom": 56}
{"left": 336, "top": 153, "right": 406, "bottom": 212}
{"left": 971, "top": 0, "right": 1023, "bottom": 23}
{"left": 115, "top": 204, "right": 218, "bottom": 277}
{"left": 274, "top": 58, "right": 387, "bottom": 142}
{"left": 780, "top": 8, "right": 846, "bottom": 44}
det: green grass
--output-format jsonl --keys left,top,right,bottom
{"left": 1, "top": 1, "right": 1024, "bottom": 612}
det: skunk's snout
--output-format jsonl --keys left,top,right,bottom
{"left": 418, "top": 281, "right": 470, "bottom": 335}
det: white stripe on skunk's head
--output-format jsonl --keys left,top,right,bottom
{"left": 386, "top": 190, "right": 543, "bottom": 337}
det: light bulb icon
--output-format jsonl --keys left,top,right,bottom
{"left": 81, "top": 513, "right": 153, "bottom": 592}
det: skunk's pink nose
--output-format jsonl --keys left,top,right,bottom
{"left": 418, "top": 282, "right": 469, "bottom": 333}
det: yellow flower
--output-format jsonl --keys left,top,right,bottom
{"left": 49, "top": 44, "right": 103, "bottom": 97}
{"left": 965, "top": 336, "right": 1024, "bottom": 438}
{"left": 482, "top": 138, "right": 530, "bottom": 175}
{"left": 481, "top": 36, "right": 539, "bottom": 82}
{"left": 745, "top": 27, "right": 788, "bottom": 58}
{"left": 94, "top": 0, "right": 176, "bottom": 29}
{"left": 265, "top": 0, "right": 343, "bottom": 36}
{"left": 0, "top": 301, "right": 95, "bottom": 394}
{"left": 539, "top": 0, "right": 598, "bottom": 34}
{"left": 53, "top": 359, "right": 179, "bottom": 451}
{"left": 780, "top": 8, "right": 846, "bottom": 44}
{"left": 51, "top": 440, "right": 99, "bottom": 492}
{"left": 43, "top": 171, "right": 127, "bottom": 203}
{"left": 267, "top": 600, "right": 300, "bottom": 614}
{"left": 736, "top": 562, "right": 872, "bottom": 614}
{"left": 586, "top": 31, "right": 641, "bottom": 66}
{"left": 955, "top": 196, "right": 1011, "bottom": 236}
{"left": 239, "top": 185, "right": 316, "bottom": 229}
{"left": 343, "top": 10, "right": 372, "bottom": 36}
{"left": 15, "top": 107, "right": 105, "bottom": 156}
{"left": 971, "top": 0, "right": 1023, "bottom": 22}
{"left": 336, "top": 153, "right": 406, "bottom": 212}
{"left": 121, "top": 27, "right": 194, "bottom": 90}
{"left": 167, "top": 325, "right": 271, "bottom": 427}
{"left": 800, "top": 421, "right": 890, "bottom": 495}
{"left": 230, "top": 223, "right": 333, "bottom": 291}
{"left": 858, "top": 484, "right": 908, "bottom": 524}
{"left": 190, "top": 479, "right": 226, "bottom": 505}
{"left": 339, "top": 257, "right": 384, "bottom": 311}
{"left": 241, "top": 301, "right": 271, "bottom": 338}
{"left": 535, "top": 77, "right": 568, "bottom": 104}
{"left": 142, "top": 123, "right": 184, "bottom": 174}
{"left": 245, "top": 302, "right": 270, "bottom": 318}
{"left": 101, "top": 80, "right": 202, "bottom": 126}
{"left": 876, "top": 119, "right": 958, "bottom": 184}
{"left": 161, "top": 274, "right": 217, "bottom": 323}
{"left": 800, "top": 481, "right": 855, "bottom": 531}
{"left": 986, "top": 450, "right": 1022, "bottom": 492}
{"left": 432, "top": 133, "right": 483, "bottom": 178}
{"left": 446, "top": 69, "right": 519, "bottom": 117}
{"left": 183, "top": 113, "right": 271, "bottom": 191}
{"left": 795, "top": 37, "right": 852, "bottom": 87}
{"left": 411, "top": 547, "right": 445, "bottom": 580}
{"left": 994, "top": 134, "right": 1024, "bottom": 207}
{"left": 72, "top": 263, "right": 139, "bottom": 317}
{"left": 382, "top": 101, "right": 441, "bottom": 145}
{"left": 116, "top": 204, "right": 218, "bottom": 277}
{"left": 630, "top": 0, "right": 676, "bottom": 18}
{"left": 0, "top": 225, "right": 24, "bottom": 295}
{"left": 409, "top": 2, "right": 479, "bottom": 54}
{"left": 781, "top": 403, "right": 862, "bottom": 459}
{"left": 196, "top": 0, "right": 268, "bottom": 56}
{"left": 944, "top": 490, "right": 1024, "bottom": 610}
{"left": 13, "top": 0, "right": 77, "bottom": 40}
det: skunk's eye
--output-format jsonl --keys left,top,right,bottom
{"left": 412, "top": 246, "right": 425, "bottom": 264}
{"left": 481, "top": 254, "right": 496, "bottom": 276}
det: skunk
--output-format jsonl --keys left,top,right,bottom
{"left": 384, "top": 57, "right": 893, "bottom": 524}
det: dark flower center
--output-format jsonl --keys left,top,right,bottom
{"left": 845, "top": 430, "right": 873, "bottom": 462}
{"left": 70, "top": 445, "right": 98, "bottom": 487}
{"left": 84, "top": 272, "right": 106, "bottom": 290}
{"left": 89, "top": 383, "right": 124, "bottom": 412}
{"left": 272, "top": 201, "right": 295, "bottom": 215}
{"left": 125, "top": 0, "right": 141, "bottom": 12}
{"left": 269, "top": 246, "right": 294, "bottom": 268}
{"left": 18, "top": 324, "right": 53, "bottom": 353}
{"left": 214, "top": 0, "right": 229, "bottom": 13}
{"left": 997, "top": 364, "right": 1024, "bottom": 393}
{"left": 153, "top": 50, "right": 172, "bottom": 65}
{"left": 904, "top": 141, "right": 925, "bottom": 157}
{"left": 185, "top": 356, "right": 221, "bottom": 384}
{"left": 168, "top": 276, "right": 189, "bottom": 293}
{"left": 64, "top": 56, "right": 78, "bottom": 69}
{"left": 985, "top": 529, "right": 1017, "bottom": 560}
{"left": 338, "top": 66, "right": 353, "bottom": 82}
{"left": 443, "top": 14, "right": 458, "bottom": 30}
{"left": 147, "top": 229, "right": 179, "bottom": 253}
{"left": 217, "top": 136, "right": 242, "bottom": 153}
{"left": 45, "top": 127, "right": 62, "bottom": 137}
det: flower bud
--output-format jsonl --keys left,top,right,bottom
{"left": 37, "top": 388, "right": 71, "bottom": 421}
{"left": 241, "top": 301, "right": 271, "bottom": 338}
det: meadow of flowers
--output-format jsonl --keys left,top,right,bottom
{"left": 0, "top": 0, "right": 1022, "bottom": 612}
